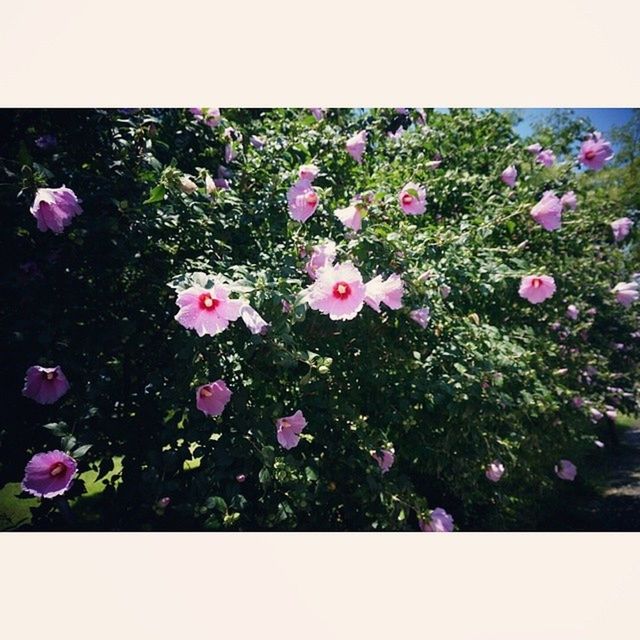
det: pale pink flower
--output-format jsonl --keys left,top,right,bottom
{"left": 287, "top": 179, "right": 319, "bottom": 223}
{"left": 179, "top": 176, "right": 197, "bottom": 194}
{"left": 500, "top": 165, "right": 517, "bottom": 188}
{"left": 305, "top": 240, "right": 337, "bottom": 280}
{"left": 236, "top": 474, "right": 246, "bottom": 483}
{"left": 594, "top": 440, "right": 605, "bottom": 448}
{"left": 388, "top": 126, "right": 404, "bottom": 142}
{"left": 196, "top": 380, "right": 232, "bottom": 417}
{"left": 578, "top": 131, "right": 614, "bottom": 171}
{"left": 419, "top": 507, "right": 454, "bottom": 532}
{"left": 439, "top": 284, "right": 451, "bottom": 299}
{"left": 409, "top": 307, "right": 431, "bottom": 329}
{"left": 399, "top": 182, "right": 426, "bottom": 215}
{"left": 335, "top": 204, "right": 363, "bottom": 231}
{"left": 240, "top": 304, "right": 270, "bottom": 335}
{"left": 189, "top": 108, "right": 221, "bottom": 128}
{"left": 30, "top": 187, "right": 82, "bottom": 234}
{"left": 589, "top": 408, "right": 604, "bottom": 422}
{"left": 526, "top": 142, "right": 542, "bottom": 154}
{"left": 485, "top": 460, "right": 505, "bottom": 483}
{"left": 174, "top": 283, "right": 244, "bottom": 337}
{"left": 566, "top": 304, "right": 579, "bottom": 320}
{"left": 611, "top": 217, "right": 633, "bottom": 242}
{"left": 572, "top": 397, "right": 584, "bottom": 409}
{"left": 555, "top": 459, "right": 577, "bottom": 481}
{"left": 364, "top": 274, "right": 404, "bottom": 313}
{"left": 22, "top": 365, "right": 70, "bottom": 404}
{"left": 560, "top": 191, "right": 577, "bottom": 211}
{"left": 310, "top": 108, "right": 326, "bottom": 121}
{"left": 158, "top": 497, "right": 171, "bottom": 508}
{"left": 298, "top": 164, "right": 319, "bottom": 182}
{"left": 305, "top": 262, "right": 366, "bottom": 321}
{"left": 605, "top": 409, "right": 617, "bottom": 421}
{"left": 276, "top": 410, "right": 307, "bottom": 450}
{"left": 425, "top": 160, "right": 442, "bottom": 170}
{"left": 531, "top": 191, "right": 563, "bottom": 231}
{"left": 394, "top": 108, "right": 409, "bottom": 115}
{"left": 250, "top": 135, "right": 265, "bottom": 150}
{"left": 346, "top": 130, "right": 367, "bottom": 163}
{"left": 518, "top": 275, "right": 556, "bottom": 304}
{"left": 371, "top": 449, "right": 395, "bottom": 473}
{"left": 612, "top": 281, "right": 639, "bottom": 308}
{"left": 224, "top": 143, "right": 236, "bottom": 164}
{"left": 22, "top": 450, "right": 77, "bottom": 498}
{"left": 205, "top": 174, "right": 217, "bottom": 195}
{"left": 536, "top": 149, "right": 556, "bottom": 167}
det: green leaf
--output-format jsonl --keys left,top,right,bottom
{"left": 144, "top": 184, "right": 165, "bottom": 204}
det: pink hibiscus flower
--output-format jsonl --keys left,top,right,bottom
{"left": 287, "top": 179, "right": 319, "bottom": 223}
{"left": 305, "top": 240, "right": 337, "bottom": 280}
{"left": 276, "top": 410, "right": 307, "bottom": 450}
{"left": 298, "top": 164, "right": 320, "bottom": 182}
{"left": 305, "top": 262, "right": 366, "bottom": 321}
{"left": 22, "top": 450, "right": 77, "bottom": 498}
{"left": 371, "top": 449, "right": 395, "bottom": 473}
{"left": 22, "top": 365, "right": 70, "bottom": 404}
{"left": 196, "top": 380, "right": 232, "bottom": 417}
{"left": 518, "top": 275, "right": 556, "bottom": 304}
{"left": 363, "top": 274, "right": 404, "bottom": 312}
{"left": 612, "top": 281, "right": 639, "bottom": 308}
{"left": 560, "top": 191, "right": 577, "bottom": 211}
{"left": 189, "top": 108, "right": 221, "bottom": 127}
{"left": 419, "top": 507, "right": 454, "bottom": 532}
{"left": 611, "top": 217, "right": 633, "bottom": 242}
{"left": 335, "top": 204, "right": 363, "bottom": 231}
{"left": 30, "top": 187, "right": 82, "bottom": 234}
{"left": 409, "top": 307, "right": 431, "bottom": 329}
{"left": 346, "top": 130, "right": 368, "bottom": 163}
{"left": 555, "top": 459, "right": 577, "bottom": 481}
{"left": 531, "top": 191, "right": 563, "bottom": 231}
{"left": 399, "top": 182, "right": 427, "bottom": 215}
{"left": 578, "top": 131, "right": 614, "bottom": 171}
{"left": 535, "top": 149, "right": 556, "bottom": 167}
{"left": 175, "top": 283, "right": 244, "bottom": 337}
{"left": 500, "top": 165, "right": 517, "bottom": 188}
{"left": 485, "top": 460, "right": 505, "bottom": 482}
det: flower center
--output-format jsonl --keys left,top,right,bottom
{"left": 280, "top": 419, "right": 290, "bottom": 429}
{"left": 200, "top": 387, "right": 213, "bottom": 398}
{"left": 42, "top": 371, "right": 56, "bottom": 381}
{"left": 49, "top": 462, "right": 66, "bottom": 477}
{"left": 306, "top": 192, "right": 318, "bottom": 206}
{"left": 402, "top": 193, "right": 414, "bottom": 206}
{"left": 585, "top": 150, "right": 596, "bottom": 160}
{"left": 333, "top": 281, "right": 352, "bottom": 299}
{"left": 531, "top": 277, "right": 542, "bottom": 288}
{"left": 198, "top": 292, "right": 220, "bottom": 311}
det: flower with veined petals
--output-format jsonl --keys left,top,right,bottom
{"left": 175, "top": 283, "right": 244, "bottom": 337}
{"left": 335, "top": 204, "right": 363, "bottom": 231}
{"left": 196, "top": 380, "right": 232, "bottom": 417}
{"left": 612, "top": 281, "right": 639, "bottom": 308}
{"left": 398, "top": 182, "right": 426, "bottom": 215}
{"left": 22, "top": 365, "right": 70, "bottom": 404}
{"left": 409, "top": 307, "right": 431, "bottom": 329}
{"left": 276, "top": 410, "right": 307, "bottom": 450}
{"left": 346, "top": 130, "right": 367, "bottom": 163}
{"left": 298, "top": 164, "right": 319, "bottom": 182}
{"left": 501, "top": 165, "right": 517, "bottom": 188}
{"left": 531, "top": 191, "right": 563, "bottom": 231}
{"left": 419, "top": 507, "right": 454, "bottom": 532}
{"left": 287, "top": 179, "right": 319, "bottom": 223}
{"left": 305, "top": 240, "right": 337, "bottom": 280}
{"left": 304, "top": 261, "right": 366, "bottom": 321}
{"left": 555, "top": 459, "right": 577, "bottom": 481}
{"left": 578, "top": 131, "right": 614, "bottom": 171}
{"left": 30, "top": 187, "right": 82, "bottom": 234}
{"left": 519, "top": 275, "right": 556, "bottom": 304}
{"left": 240, "top": 304, "right": 270, "bottom": 335}
{"left": 371, "top": 449, "right": 395, "bottom": 473}
{"left": 364, "top": 274, "right": 404, "bottom": 312}
{"left": 22, "top": 450, "right": 77, "bottom": 499}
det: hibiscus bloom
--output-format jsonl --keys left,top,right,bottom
{"left": 611, "top": 217, "right": 633, "bottom": 242}
{"left": 305, "top": 240, "right": 337, "bottom": 280}
{"left": 310, "top": 108, "right": 326, "bottom": 121}
{"left": 531, "top": 191, "right": 563, "bottom": 231}
{"left": 560, "top": 191, "right": 577, "bottom": 211}
{"left": 22, "top": 365, "right": 70, "bottom": 404}
{"left": 240, "top": 304, "right": 270, "bottom": 335}
{"left": 419, "top": 507, "right": 454, "bottom": 532}
{"left": 409, "top": 307, "right": 431, "bottom": 328}
{"left": 287, "top": 179, "right": 319, "bottom": 223}
{"left": 364, "top": 274, "right": 404, "bottom": 312}
{"left": 298, "top": 164, "right": 320, "bottom": 182}
{"left": 518, "top": 275, "right": 556, "bottom": 304}
{"left": 566, "top": 304, "right": 579, "bottom": 320}
{"left": 196, "top": 380, "right": 232, "bottom": 417}
{"left": 485, "top": 460, "right": 505, "bottom": 482}
{"left": 346, "top": 130, "right": 368, "bottom": 163}
{"left": 578, "top": 131, "right": 614, "bottom": 171}
{"left": 371, "top": 449, "right": 395, "bottom": 473}
{"left": 276, "top": 410, "right": 307, "bottom": 450}
{"left": 398, "top": 182, "right": 426, "bottom": 215}
{"left": 335, "top": 204, "right": 363, "bottom": 231}
{"left": 536, "top": 149, "right": 556, "bottom": 167}
{"left": 175, "top": 283, "right": 244, "bottom": 337}
{"left": 30, "top": 187, "right": 82, "bottom": 234}
{"left": 612, "top": 281, "right": 639, "bottom": 308}
{"left": 189, "top": 107, "right": 221, "bottom": 127}
{"left": 22, "top": 450, "right": 77, "bottom": 498}
{"left": 305, "top": 262, "right": 366, "bottom": 321}
{"left": 555, "top": 459, "right": 577, "bottom": 481}
{"left": 526, "top": 142, "right": 542, "bottom": 154}
{"left": 500, "top": 165, "right": 517, "bottom": 188}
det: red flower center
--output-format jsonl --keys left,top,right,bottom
{"left": 531, "top": 277, "right": 542, "bottom": 288}
{"left": 200, "top": 387, "right": 213, "bottom": 398}
{"left": 280, "top": 419, "right": 290, "bottom": 429}
{"left": 402, "top": 193, "right": 414, "bottom": 206}
{"left": 333, "top": 281, "right": 352, "bottom": 299}
{"left": 49, "top": 462, "right": 66, "bottom": 477}
{"left": 306, "top": 192, "right": 318, "bottom": 206}
{"left": 42, "top": 371, "right": 56, "bottom": 381}
{"left": 198, "top": 292, "right": 220, "bottom": 312}
{"left": 585, "top": 150, "right": 596, "bottom": 160}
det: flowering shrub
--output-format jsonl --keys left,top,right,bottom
{"left": 0, "top": 108, "right": 637, "bottom": 531}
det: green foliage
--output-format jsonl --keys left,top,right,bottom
{"left": 0, "top": 108, "right": 637, "bottom": 531}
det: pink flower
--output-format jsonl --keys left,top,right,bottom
{"left": 179, "top": 176, "right": 197, "bottom": 194}
{"left": 611, "top": 217, "right": 633, "bottom": 242}
{"left": 276, "top": 410, "right": 307, "bottom": 450}
{"left": 589, "top": 408, "right": 604, "bottom": 422}
{"left": 22, "top": 450, "right": 77, "bottom": 499}
{"left": 536, "top": 149, "right": 556, "bottom": 167}
{"left": 250, "top": 135, "right": 265, "bottom": 150}
{"left": 174, "top": 283, "right": 244, "bottom": 337}
{"left": 189, "top": 108, "right": 221, "bottom": 127}
{"left": 335, "top": 204, "right": 363, "bottom": 231}
{"left": 595, "top": 440, "right": 605, "bottom": 448}
{"left": 605, "top": 409, "right": 617, "bottom": 421}
{"left": 158, "top": 497, "right": 171, "bottom": 508}
{"left": 236, "top": 474, "right": 246, "bottom": 483}
{"left": 346, "top": 130, "right": 368, "bottom": 163}
{"left": 572, "top": 397, "right": 584, "bottom": 408}
{"left": 394, "top": 108, "right": 410, "bottom": 115}
{"left": 560, "top": 191, "right": 577, "bottom": 211}
{"left": 305, "top": 240, "right": 337, "bottom": 280}
{"left": 485, "top": 460, "right": 505, "bottom": 482}
{"left": 500, "top": 165, "right": 517, "bottom": 188}
{"left": 409, "top": 307, "right": 431, "bottom": 329}
{"left": 310, "top": 108, "right": 326, "bottom": 121}
{"left": 30, "top": 187, "right": 82, "bottom": 234}
{"left": 419, "top": 507, "right": 454, "bottom": 532}
{"left": 566, "top": 304, "right": 579, "bottom": 320}
{"left": 240, "top": 304, "right": 270, "bottom": 335}
{"left": 531, "top": 191, "right": 563, "bottom": 231}
{"left": 526, "top": 142, "right": 542, "bottom": 154}
{"left": 205, "top": 174, "right": 216, "bottom": 195}
{"left": 555, "top": 459, "right": 577, "bottom": 481}
{"left": 371, "top": 449, "right": 395, "bottom": 473}
{"left": 388, "top": 126, "right": 404, "bottom": 142}
{"left": 224, "top": 143, "right": 236, "bottom": 164}
{"left": 22, "top": 365, "right": 70, "bottom": 404}
{"left": 440, "top": 284, "right": 451, "bottom": 299}
{"left": 425, "top": 160, "right": 442, "bottom": 170}
{"left": 287, "top": 179, "right": 319, "bottom": 223}
{"left": 298, "top": 164, "right": 320, "bottom": 182}
{"left": 518, "top": 275, "right": 556, "bottom": 304}
{"left": 578, "top": 131, "right": 614, "bottom": 171}
{"left": 196, "top": 380, "right": 232, "bottom": 417}
{"left": 305, "top": 262, "right": 366, "bottom": 321}
{"left": 398, "top": 182, "right": 427, "bottom": 215}
{"left": 364, "top": 274, "right": 404, "bottom": 312}
{"left": 612, "top": 281, "right": 639, "bottom": 308}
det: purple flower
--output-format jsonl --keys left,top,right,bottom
{"left": 346, "top": 130, "right": 367, "bottom": 163}
{"left": 500, "top": 165, "right": 517, "bottom": 188}
{"left": 276, "top": 410, "right": 307, "bottom": 450}
{"left": 611, "top": 217, "right": 633, "bottom": 242}
{"left": 371, "top": 449, "right": 395, "bottom": 473}
{"left": 485, "top": 460, "right": 505, "bottom": 482}
{"left": 22, "top": 450, "right": 77, "bottom": 498}
{"left": 566, "top": 304, "right": 579, "bottom": 320}
{"left": 526, "top": 142, "right": 542, "bottom": 154}
{"left": 530, "top": 191, "right": 563, "bottom": 231}
{"left": 239, "top": 304, "right": 270, "bottom": 335}
{"left": 612, "top": 282, "right": 639, "bottom": 308}
{"left": 419, "top": 507, "right": 454, "bottom": 532}
{"left": 409, "top": 307, "right": 431, "bottom": 329}
{"left": 189, "top": 108, "right": 221, "bottom": 128}
{"left": 536, "top": 149, "right": 556, "bottom": 167}
{"left": 35, "top": 134, "right": 57, "bottom": 150}
{"left": 555, "top": 459, "right": 577, "bottom": 481}
{"left": 30, "top": 187, "right": 82, "bottom": 234}
{"left": 578, "top": 131, "right": 614, "bottom": 171}
{"left": 22, "top": 365, "right": 70, "bottom": 404}
{"left": 250, "top": 135, "right": 265, "bottom": 150}
{"left": 560, "top": 191, "right": 577, "bottom": 211}
{"left": 310, "top": 108, "right": 326, "bottom": 121}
